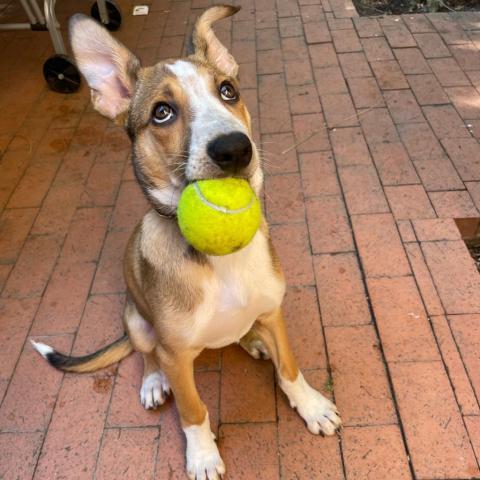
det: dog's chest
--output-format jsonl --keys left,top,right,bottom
{"left": 191, "top": 233, "right": 285, "bottom": 349}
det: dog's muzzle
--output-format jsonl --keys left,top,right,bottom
{"left": 207, "top": 132, "right": 252, "bottom": 174}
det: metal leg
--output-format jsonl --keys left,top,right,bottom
{"left": 97, "top": 0, "right": 110, "bottom": 25}
{"left": 44, "top": 0, "right": 66, "bottom": 55}
{"left": 28, "top": 0, "right": 46, "bottom": 25}
{"left": 20, "top": 0, "right": 38, "bottom": 24}
{"left": 0, "top": 23, "right": 32, "bottom": 30}
{"left": 0, "top": 0, "right": 44, "bottom": 31}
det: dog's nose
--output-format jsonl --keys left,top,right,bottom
{"left": 207, "top": 132, "right": 252, "bottom": 173}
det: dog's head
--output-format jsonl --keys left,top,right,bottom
{"left": 70, "top": 6, "right": 261, "bottom": 216}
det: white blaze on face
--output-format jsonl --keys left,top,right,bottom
{"left": 166, "top": 60, "right": 248, "bottom": 178}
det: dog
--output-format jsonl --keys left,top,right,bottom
{"left": 32, "top": 6, "right": 342, "bottom": 479}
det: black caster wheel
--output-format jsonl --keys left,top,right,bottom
{"left": 91, "top": 0, "right": 122, "bottom": 31}
{"left": 43, "top": 55, "right": 81, "bottom": 94}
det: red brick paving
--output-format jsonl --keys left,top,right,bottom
{"left": 1, "top": 0, "right": 480, "bottom": 478}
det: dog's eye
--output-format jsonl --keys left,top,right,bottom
{"left": 152, "top": 103, "right": 175, "bottom": 125}
{"left": 220, "top": 82, "right": 238, "bottom": 102}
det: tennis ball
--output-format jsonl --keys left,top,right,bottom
{"left": 177, "top": 178, "right": 261, "bottom": 256}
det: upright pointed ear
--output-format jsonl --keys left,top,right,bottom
{"left": 69, "top": 14, "right": 140, "bottom": 120}
{"left": 192, "top": 5, "right": 240, "bottom": 77}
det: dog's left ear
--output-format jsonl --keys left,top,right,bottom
{"left": 192, "top": 5, "right": 240, "bottom": 77}
{"left": 69, "top": 14, "right": 140, "bottom": 120}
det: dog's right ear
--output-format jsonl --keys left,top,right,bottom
{"left": 69, "top": 14, "right": 140, "bottom": 120}
{"left": 192, "top": 5, "right": 240, "bottom": 77}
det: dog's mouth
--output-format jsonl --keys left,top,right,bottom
{"left": 146, "top": 135, "right": 258, "bottom": 218}
{"left": 186, "top": 171, "right": 253, "bottom": 184}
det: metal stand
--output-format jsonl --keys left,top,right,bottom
{"left": 0, "top": 0, "right": 122, "bottom": 93}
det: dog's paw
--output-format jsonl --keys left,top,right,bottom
{"left": 140, "top": 371, "right": 170, "bottom": 409}
{"left": 184, "top": 416, "right": 225, "bottom": 480}
{"left": 280, "top": 372, "right": 342, "bottom": 436}
{"left": 186, "top": 446, "right": 225, "bottom": 480}
{"left": 294, "top": 388, "right": 342, "bottom": 436}
{"left": 240, "top": 338, "right": 270, "bottom": 360}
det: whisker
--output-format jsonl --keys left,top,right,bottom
{"left": 263, "top": 189, "right": 273, "bottom": 203}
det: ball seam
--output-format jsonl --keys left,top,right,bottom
{"left": 193, "top": 181, "right": 255, "bottom": 215}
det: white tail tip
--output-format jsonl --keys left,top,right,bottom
{"left": 30, "top": 340, "right": 54, "bottom": 358}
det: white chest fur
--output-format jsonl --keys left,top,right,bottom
{"left": 190, "top": 232, "right": 285, "bottom": 349}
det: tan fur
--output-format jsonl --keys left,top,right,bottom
{"left": 157, "top": 348, "right": 207, "bottom": 426}
{"left": 32, "top": 8, "right": 341, "bottom": 478}
{"left": 192, "top": 5, "right": 240, "bottom": 76}
{"left": 60, "top": 337, "right": 133, "bottom": 373}
{"left": 253, "top": 308, "right": 299, "bottom": 381}
{"left": 69, "top": 340, "right": 132, "bottom": 373}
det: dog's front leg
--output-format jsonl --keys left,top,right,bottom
{"left": 253, "top": 308, "right": 342, "bottom": 436}
{"left": 157, "top": 348, "right": 225, "bottom": 480}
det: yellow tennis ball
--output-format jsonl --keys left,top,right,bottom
{"left": 177, "top": 178, "right": 261, "bottom": 256}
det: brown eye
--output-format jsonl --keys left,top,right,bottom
{"left": 220, "top": 82, "right": 238, "bottom": 102}
{"left": 152, "top": 102, "right": 175, "bottom": 125}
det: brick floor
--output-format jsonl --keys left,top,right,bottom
{"left": 1, "top": 0, "right": 480, "bottom": 479}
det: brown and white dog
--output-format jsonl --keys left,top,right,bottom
{"left": 32, "top": 6, "right": 342, "bottom": 479}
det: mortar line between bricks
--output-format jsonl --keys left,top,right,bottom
{"left": 218, "top": 419, "right": 278, "bottom": 426}
{"left": 0, "top": 120, "right": 78, "bottom": 299}
{"left": 319, "top": 321, "right": 372, "bottom": 329}
{"left": 29, "top": 326, "right": 75, "bottom": 475}
{"left": 296, "top": 17, "right": 349, "bottom": 480}
{"left": 383, "top": 187, "right": 437, "bottom": 231}
{"left": 347, "top": 226, "right": 418, "bottom": 480}
{"left": 403, "top": 93, "right": 472, "bottom": 201}
{"left": 322, "top": 93, "right": 418, "bottom": 479}
{"left": 406, "top": 217, "right": 480, "bottom": 440}
{"left": 87, "top": 290, "right": 128, "bottom": 298}
{"left": 417, "top": 308, "right": 480, "bottom": 408}
{"left": 332, "top": 33, "right": 402, "bottom": 223}
{"left": 427, "top": 188, "right": 480, "bottom": 193}
{"left": 358, "top": 33, "right": 473, "bottom": 209}
{"left": 311, "top": 248, "right": 357, "bottom": 255}
{"left": 416, "top": 94, "right": 477, "bottom": 197}
{"left": 422, "top": 478, "right": 480, "bottom": 480}
{"left": 2, "top": 106, "right": 90, "bottom": 220}
{"left": 370, "top": 181, "right": 422, "bottom": 188}
{"left": 376, "top": 79, "right": 450, "bottom": 212}
{"left": 410, "top": 241, "right": 480, "bottom": 453}
{"left": 30, "top": 202, "right": 117, "bottom": 479}
{"left": 28, "top": 53, "right": 140, "bottom": 480}
{"left": 4, "top": 203, "right": 117, "bottom": 212}
{"left": 266, "top": 5, "right": 298, "bottom": 479}
{"left": 92, "top": 364, "right": 122, "bottom": 479}
{"left": 342, "top": 421, "right": 401, "bottom": 428}
{"left": 154, "top": 0, "right": 183, "bottom": 61}
{"left": 387, "top": 214, "right": 480, "bottom": 466}
{"left": 0, "top": 427, "right": 53, "bottom": 435}
{"left": 105, "top": 420, "right": 161, "bottom": 430}
{"left": 267, "top": 218, "right": 305, "bottom": 226}
{"left": 93, "top": 9, "right": 163, "bottom": 477}
{"left": 417, "top": 239, "right": 480, "bottom": 245}
{"left": 347, "top": 210, "right": 397, "bottom": 217}
{"left": 103, "top": 424, "right": 162, "bottom": 431}
{"left": 0, "top": 91, "right": 79, "bottom": 209}
{"left": 0, "top": 97, "right": 102, "bottom": 415}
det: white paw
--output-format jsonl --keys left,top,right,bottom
{"left": 184, "top": 415, "right": 225, "bottom": 480}
{"left": 140, "top": 371, "right": 170, "bottom": 409}
{"left": 241, "top": 339, "right": 270, "bottom": 360}
{"left": 280, "top": 372, "right": 342, "bottom": 436}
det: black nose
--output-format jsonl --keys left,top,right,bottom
{"left": 207, "top": 132, "right": 252, "bottom": 173}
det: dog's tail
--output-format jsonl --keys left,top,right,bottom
{"left": 31, "top": 335, "right": 133, "bottom": 373}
